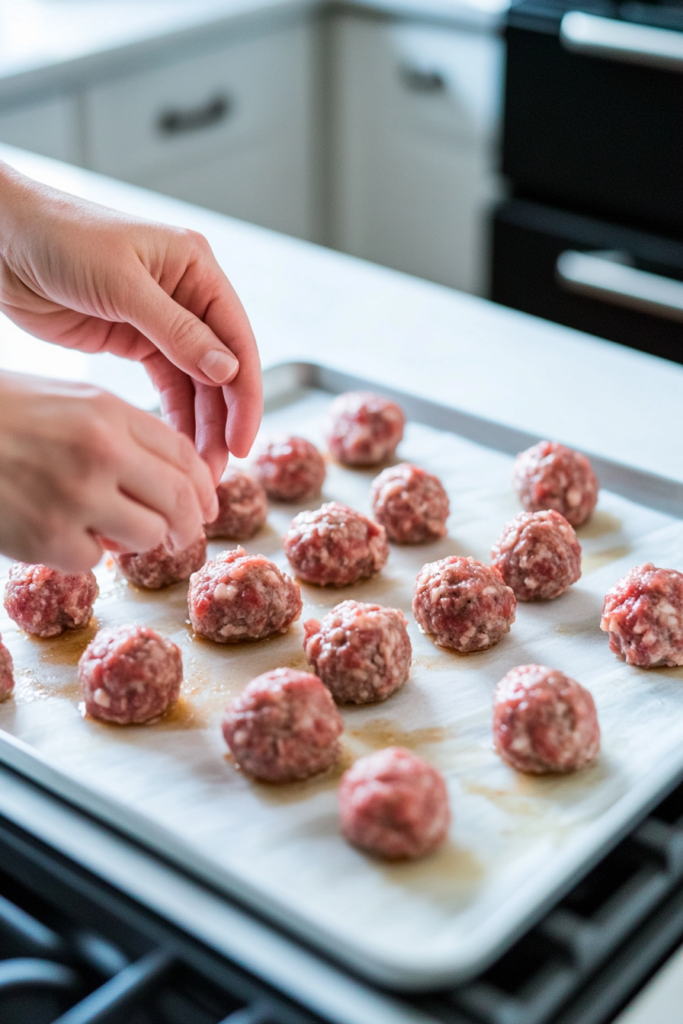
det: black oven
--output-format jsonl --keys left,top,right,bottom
{"left": 491, "top": 0, "right": 683, "bottom": 364}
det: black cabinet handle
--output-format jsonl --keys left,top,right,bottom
{"left": 157, "top": 94, "right": 232, "bottom": 136}
{"left": 399, "top": 66, "right": 446, "bottom": 93}
{"left": 556, "top": 250, "right": 683, "bottom": 322}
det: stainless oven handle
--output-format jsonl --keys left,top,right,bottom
{"left": 556, "top": 250, "right": 683, "bottom": 322}
{"left": 560, "top": 12, "right": 683, "bottom": 72}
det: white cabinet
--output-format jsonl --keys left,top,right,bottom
{"left": 330, "top": 15, "right": 504, "bottom": 295}
{"left": 83, "top": 21, "right": 318, "bottom": 241}
{"left": 0, "top": 94, "right": 80, "bottom": 163}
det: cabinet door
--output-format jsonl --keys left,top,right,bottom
{"left": 83, "top": 21, "right": 316, "bottom": 240}
{"left": 331, "top": 15, "right": 504, "bottom": 295}
{"left": 0, "top": 94, "right": 79, "bottom": 162}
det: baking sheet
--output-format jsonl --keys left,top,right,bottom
{"left": 2, "top": 369, "right": 683, "bottom": 989}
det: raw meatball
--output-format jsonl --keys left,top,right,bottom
{"left": 339, "top": 747, "right": 450, "bottom": 859}
{"left": 205, "top": 470, "right": 267, "bottom": 540}
{"left": 513, "top": 440, "right": 598, "bottom": 527}
{"left": 114, "top": 535, "right": 206, "bottom": 590}
{"left": 370, "top": 463, "right": 449, "bottom": 544}
{"left": 491, "top": 509, "right": 581, "bottom": 602}
{"left": 222, "top": 668, "right": 343, "bottom": 781}
{"left": 326, "top": 391, "right": 405, "bottom": 467}
{"left": 413, "top": 556, "right": 516, "bottom": 652}
{"left": 188, "top": 547, "right": 302, "bottom": 643}
{"left": 493, "top": 664, "right": 600, "bottom": 774}
{"left": 253, "top": 436, "right": 326, "bottom": 502}
{"left": 0, "top": 635, "right": 14, "bottom": 701}
{"left": 283, "top": 502, "right": 389, "bottom": 587}
{"left": 601, "top": 563, "right": 683, "bottom": 667}
{"left": 4, "top": 563, "right": 98, "bottom": 638}
{"left": 304, "top": 600, "right": 411, "bottom": 704}
{"left": 79, "top": 624, "right": 182, "bottom": 725}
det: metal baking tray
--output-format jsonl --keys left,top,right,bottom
{"left": 1, "top": 360, "right": 683, "bottom": 992}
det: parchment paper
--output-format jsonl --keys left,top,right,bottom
{"left": 1, "top": 386, "right": 682, "bottom": 987}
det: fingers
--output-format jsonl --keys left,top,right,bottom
{"left": 194, "top": 382, "right": 229, "bottom": 484}
{"left": 143, "top": 352, "right": 195, "bottom": 440}
{"left": 87, "top": 492, "right": 168, "bottom": 557}
{"left": 117, "top": 443, "right": 208, "bottom": 552}
{"left": 127, "top": 404, "right": 218, "bottom": 526}
{"left": 126, "top": 273, "right": 240, "bottom": 387}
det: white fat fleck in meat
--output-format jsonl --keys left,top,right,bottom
{"left": 94, "top": 688, "right": 111, "bottom": 708}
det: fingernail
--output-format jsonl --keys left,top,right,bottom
{"left": 199, "top": 349, "right": 239, "bottom": 384}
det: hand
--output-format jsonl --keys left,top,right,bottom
{"left": 0, "top": 372, "right": 218, "bottom": 572}
{"left": 0, "top": 163, "right": 262, "bottom": 482}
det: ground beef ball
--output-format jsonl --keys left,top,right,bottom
{"left": 491, "top": 510, "right": 582, "bottom": 602}
{"left": 283, "top": 502, "right": 389, "bottom": 587}
{"left": 493, "top": 664, "right": 600, "bottom": 774}
{"left": 222, "top": 668, "right": 343, "bottom": 781}
{"left": 339, "top": 747, "right": 450, "bottom": 859}
{"left": 370, "top": 463, "right": 449, "bottom": 544}
{"left": 413, "top": 556, "right": 516, "bottom": 652}
{"left": 0, "top": 635, "right": 14, "bottom": 701}
{"left": 601, "top": 563, "right": 683, "bottom": 667}
{"left": 188, "top": 547, "right": 302, "bottom": 643}
{"left": 513, "top": 441, "right": 599, "bottom": 527}
{"left": 79, "top": 623, "right": 182, "bottom": 725}
{"left": 114, "top": 535, "right": 206, "bottom": 590}
{"left": 253, "top": 436, "right": 326, "bottom": 502}
{"left": 304, "top": 601, "right": 411, "bottom": 704}
{"left": 4, "top": 563, "right": 98, "bottom": 638}
{"left": 326, "top": 391, "right": 405, "bottom": 467}
{"left": 205, "top": 470, "right": 267, "bottom": 540}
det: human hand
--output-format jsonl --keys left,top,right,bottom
{"left": 0, "top": 372, "right": 218, "bottom": 572}
{"left": 0, "top": 163, "right": 262, "bottom": 482}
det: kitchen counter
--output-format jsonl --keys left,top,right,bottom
{"left": 0, "top": 145, "right": 682, "bottom": 1022}
{"left": 0, "top": 143, "right": 680, "bottom": 484}
{"left": 0, "top": 0, "right": 506, "bottom": 102}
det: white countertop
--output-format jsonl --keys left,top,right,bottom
{"left": 0, "top": 0, "right": 505, "bottom": 98}
{"left": 0, "top": 146, "right": 682, "bottom": 1020}
{"left": 0, "top": 143, "right": 680, "bottom": 484}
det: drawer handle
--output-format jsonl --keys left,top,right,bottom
{"left": 400, "top": 66, "right": 446, "bottom": 93}
{"left": 560, "top": 12, "right": 683, "bottom": 72}
{"left": 556, "top": 249, "right": 683, "bottom": 322}
{"left": 157, "top": 94, "right": 232, "bottom": 136}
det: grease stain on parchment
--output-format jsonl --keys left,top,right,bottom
{"left": 581, "top": 545, "right": 631, "bottom": 576}
{"left": 577, "top": 511, "right": 622, "bottom": 540}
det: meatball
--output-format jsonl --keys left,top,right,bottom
{"left": 493, "top": 664, "right": 600, "bottom": 774}
{"left": 513, "top": 440, "right": 598, "bottom": 527}
{"left": 283, "top": 502, "right": 389, "bottom": 587}
{"left": 326, "top": 391, "right": 405, "bottom": 467}
{"left": 370, "top": 463, "right": 449, "bottom": 544}
{"left": 413, "top": 556, "right": 516, "bottom": 652}
{"left": 304, "top": 601, "right": 411, "bottom": 704}
{"left": 78, "top": 624, "right": 182, "bottom": 725}
{"left": 491, "top": 510, "right": 581, "bottom": 602}
{"left": 113, "top": 535, "right": 206, "bottom": 590}
{"left": 253, "top": 436, "right": 326, "bottom": 502}
{"left": 339, "top": 747, "right": 450, "bottom": 859}
{"left": 205, "top": 470, "right": 267, "bottom": 540}
{"left": 222, "top": 668, "right": 343, "bottom": 781}
{"left": 0, "top": 635, "right": 14, "bottom": 701}
{"left": 4, "top": 563, "right": 98, "bottom": 638}
{"left": 601, "top": 563, "right": 683, "bottom": 667}
{"left": 188, "top": 547, "right": 302, "bottom": 643}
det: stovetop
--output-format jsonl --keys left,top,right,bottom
{"left": 5, "top": 765, "right": 683, "bottom": 1024}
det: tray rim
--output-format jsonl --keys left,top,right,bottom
{"left": 2, "top": 358, "right": 683, "bottom": 992}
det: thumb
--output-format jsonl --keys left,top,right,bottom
{"left": 126, "top": 274, "right": 239, "bottom": 385}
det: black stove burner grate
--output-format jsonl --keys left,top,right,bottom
{"left": 5, "top": 774, "right": 683, "bottom": 1024}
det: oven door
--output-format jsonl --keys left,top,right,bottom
{"left": 503, "top": 8, "right": 683, "bottom": 234}
{"left": 491, "top": 197, "right": 683, "bottom": 364}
